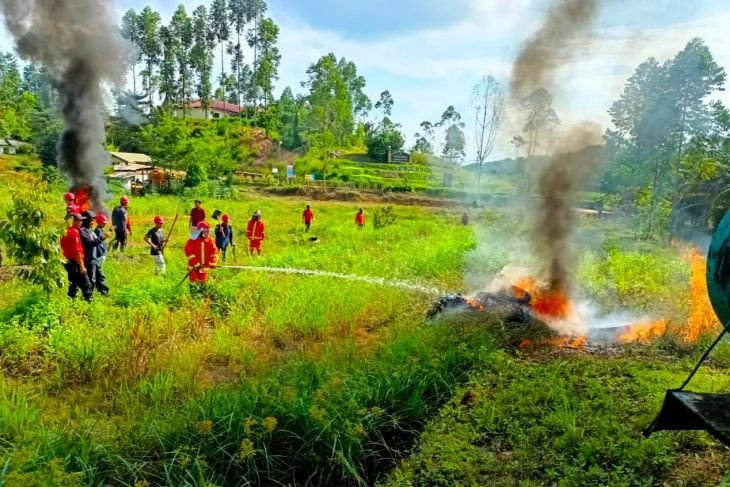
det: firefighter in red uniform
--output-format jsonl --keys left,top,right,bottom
{"left": 355, "top": 208, "right": 365, "bottom": 228}
{"left": 60, "top": 213, "right": 93, "bottom": 301}
{"left": 64, "top": 192, "right": 80, "bottom": 219}
{"left": 247, "top": 211, "right": 266, "bottom": 256}
{"left": 184, "top": 220, "right": 219, "bottom": 285}
{"left": 302, "top": 205, "right": 314, "bottom": 232}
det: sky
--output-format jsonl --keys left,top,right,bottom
{"left": 1, "top": 0, "right": 729, "bottom": 161}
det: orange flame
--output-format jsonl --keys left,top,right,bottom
{"left": 681, "top": 248, "right": 720, "bottom": 342}
{"left": 514, "top": 277, "right": 573, "bottom": 321}
{"left": 73, "top": 186, "right": 92, "bottom": 212}
{"left": 466, "top": 298, "right": 485, "bottom": 312}
{"left": 619, "top": 319, "right": 667, "bottom": 343}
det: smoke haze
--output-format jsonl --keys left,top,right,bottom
{"left": 508, "top": 0, "right": 603, "bottom": 292}
{"left": 0, "top": 0, "right": 128, "bottom": 210}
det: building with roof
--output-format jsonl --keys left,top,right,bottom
{"left": 108, "top": 152, "right": 155, "bottom": 192}
{"left": 0, "top": 139, "right": 30, "bottom": 155}
{"left": 175, "top": 100, "right": 242, "bottom": 120}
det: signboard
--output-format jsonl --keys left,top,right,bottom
{"left": 271, "top": 167, "right": 279, "bottom": 174}
{"left": 391, "top": 150, "right": 410, "bottom": 163}
{"left": 286, "top": 164, "right": 295, "bottom": 179}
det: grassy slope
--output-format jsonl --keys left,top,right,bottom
{"left": 384, "top": 349, "right": 730, "bottom": 487}
{"left": 0, "top": 161, "right": 729, "bottom": 485}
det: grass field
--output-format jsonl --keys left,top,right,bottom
{"left": 0, "top": 164, "right": 729, "bottom": 485}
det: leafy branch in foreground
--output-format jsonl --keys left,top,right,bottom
{"left": 0, "top": 186, "right": 64, "bottom": 294}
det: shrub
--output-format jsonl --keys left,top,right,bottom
{"left": 373, "top": 206, "right": 397, "bottom": 229}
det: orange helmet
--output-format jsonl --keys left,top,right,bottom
{"left": 154, "top": 215, "right": 165, "bottom": 225}
{"left": 222, "top": 214, "right": 230, "bottom": 223}
{"left": 95, "top": 214, "right": 108, "bottom": 225}
{"left": 196, "top": 220, "right": 210, "bottom": 231}
{"left": 64, "top": 192, "right": 75, "bottom": 202}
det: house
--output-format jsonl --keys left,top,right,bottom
{"left": 175, "top": 100, "right": 242, "bottom": 120}
{"left": 0, "top": 139, "right": 30, "bottom": 155}
{"left": 108, "top": 152, "right": 155, "bottom": 192}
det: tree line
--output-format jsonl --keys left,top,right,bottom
{"left": 120, "top": 0, "right": 280, "bottom": 118}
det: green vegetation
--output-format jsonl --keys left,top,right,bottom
{"left": 0, "top": 170, "right": 728, "bottom": 484}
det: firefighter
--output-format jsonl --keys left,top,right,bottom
{"left": 355, "top": 208, "right": 365, "bottom": 228}
{"left": 189, "top": 199, "right": 206, "bottom": 235}
{"left": 64, "top": 192, "right": 80, "bottom": 219}
{"left": 302, "top": 204, "right": 314, "bottom": 232}
{"left": 60, "top": 213, "right": 93, "bottom": 301}
{"left": 79, "top": 211, "right": 109, "bottom": 296}
{"left": 247, "top": 211, "right": 265, "bottom": 256}
{"left": 111, "top": 196, "right": 132, "bottom": 251}
{"left": 214, "top": 213, "right": 235, "bottom": 261}
{"left": 184, "top": 220, "right": 218, "bottom": 285}
{"left": 144, "top": 216, "right": 167, "bottom": 274}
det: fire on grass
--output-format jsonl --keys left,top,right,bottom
{"left": 431, "top": 247, "right": 720, "bottom": 349}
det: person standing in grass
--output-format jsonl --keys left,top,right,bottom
{"left": 184, "top": 220, "right": 218, "bottom": 285}
{"left": 144, "top": 216, "right": 167, "bottom": 274}
{"left": 302, "top": 204, "right": 314, "bottom": 232}
{"left": 60, "top": 213, "right": 93, "bottom": 301}
{"left": 355, "top": 208, "right": 365, "bottom": 228}
{"left": 93, "top": 213, "right": 112, "bottom": 289}
{"left": 111, "top": 196, "right": 132, "bottom": 251}
{"left": 189, "top": 200, "right": 206, "bottom": 236}
{"left": 80, "top": 211, "right": 109, "bottom": 297}
{"left": 214, "top": 214, "right": 235, "bottom": 261}
{"left": 461, "top": 211, "right": 470, "bottom": 225}
{"left": 247, "top": 211, "right": 266, "bottom": 256}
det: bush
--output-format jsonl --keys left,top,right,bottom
{"left": 373, "top": 206, "right": 397, "bottom": 229}
{"left": 0, "top": 186, "right": 65, "bottom": 295}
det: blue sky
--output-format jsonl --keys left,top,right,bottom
{"left": 2, "top": 0, "right": 730, "bottom": 160}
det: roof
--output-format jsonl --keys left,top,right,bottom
{"left": 111, "top": 163, "right": 154, "bottom": 172}
{"left": 0, "top": 139, "right": 29, "bottom": 147}
{"left": 110, "top": 152, "right": 152, "bottom": 164}
{"left": 189, "top": 100, "right": 242, "bottom": 115}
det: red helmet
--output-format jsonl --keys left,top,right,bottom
{"left": 95, "top": 214, "right": 108, "bottom": 225}
{"left": 154, "top": 215, "right": 165, "bottom": 225}
{"left": 222, "top": 214, "right": 230, "bottom": 222}
{"left": 196, "top": 220, "right": 210, "bottom": 231}
{"left": 120, "top": 196, "right": 129, "bottom": 204}
{"left": 64, "top": 192, "right": 75, "bottom": 202}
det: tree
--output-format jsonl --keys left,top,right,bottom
{"left": 121, "top": 9, "right": 141, "bottom": 95}
{"left": 209, "top": 0, "right": 230, "bottom": 93}
{"left": 366, "top": 117, "right": 405, "bottom": 162}
{"left": 158, "top": 26, "right": 178, "bottom": 112}
{"left": 245, "top": 0, "right": 268, "bottom": 112}
{"left": 228, "top": 0, "right": 248, "bottom": 108}
{"left": 171, "top": 5, "right": 194, "bottom": 115}
{"left": 302, "top": 53, "right": 354, "bottom": 147}
{"left": 375, "top": 90, "right": 394, "bottom": 118}
{"left": 192, "top": 5, "right": 214, "bottom": 118}
{"left": 521, "top": 88, "right": 560, "bottom": 157}
{"left": 0, "top": 52, "right": 36, "bottom": 140}
{"left": 472, "top": 76, "right": 505, "bottom": 189}
{"left": 250, "top": 17, "right": 280, "bottom": 108}
{"left": 278, "top": 86, "right": 301, "bottom": 150}
{"left": 605, "top": 38, "right": 727, "bottom": 237}
{"left": 136, "top": 7, "right": 162, "bottom": 113}
{"left": 437, "top": 106, "right": 466, "bottom": 164}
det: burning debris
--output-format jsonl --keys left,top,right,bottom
{"left": 0, "top": 0, "right": 128, "bottom": 211}
{"left": 427, "top": 289, "right": 532, "bottom": 323}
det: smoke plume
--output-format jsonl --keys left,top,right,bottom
{"left": 0, "top": 0, "right": 128, "bottom": 210}
{"left": 510, "top": 0, "right": 601, "bottom": 100}
{"left": 508, "top": 0, "right": 603, "bottom": 292}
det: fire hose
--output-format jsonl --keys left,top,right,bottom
{"left": 172, "top": 264, "right": 443, "bottom": 294}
